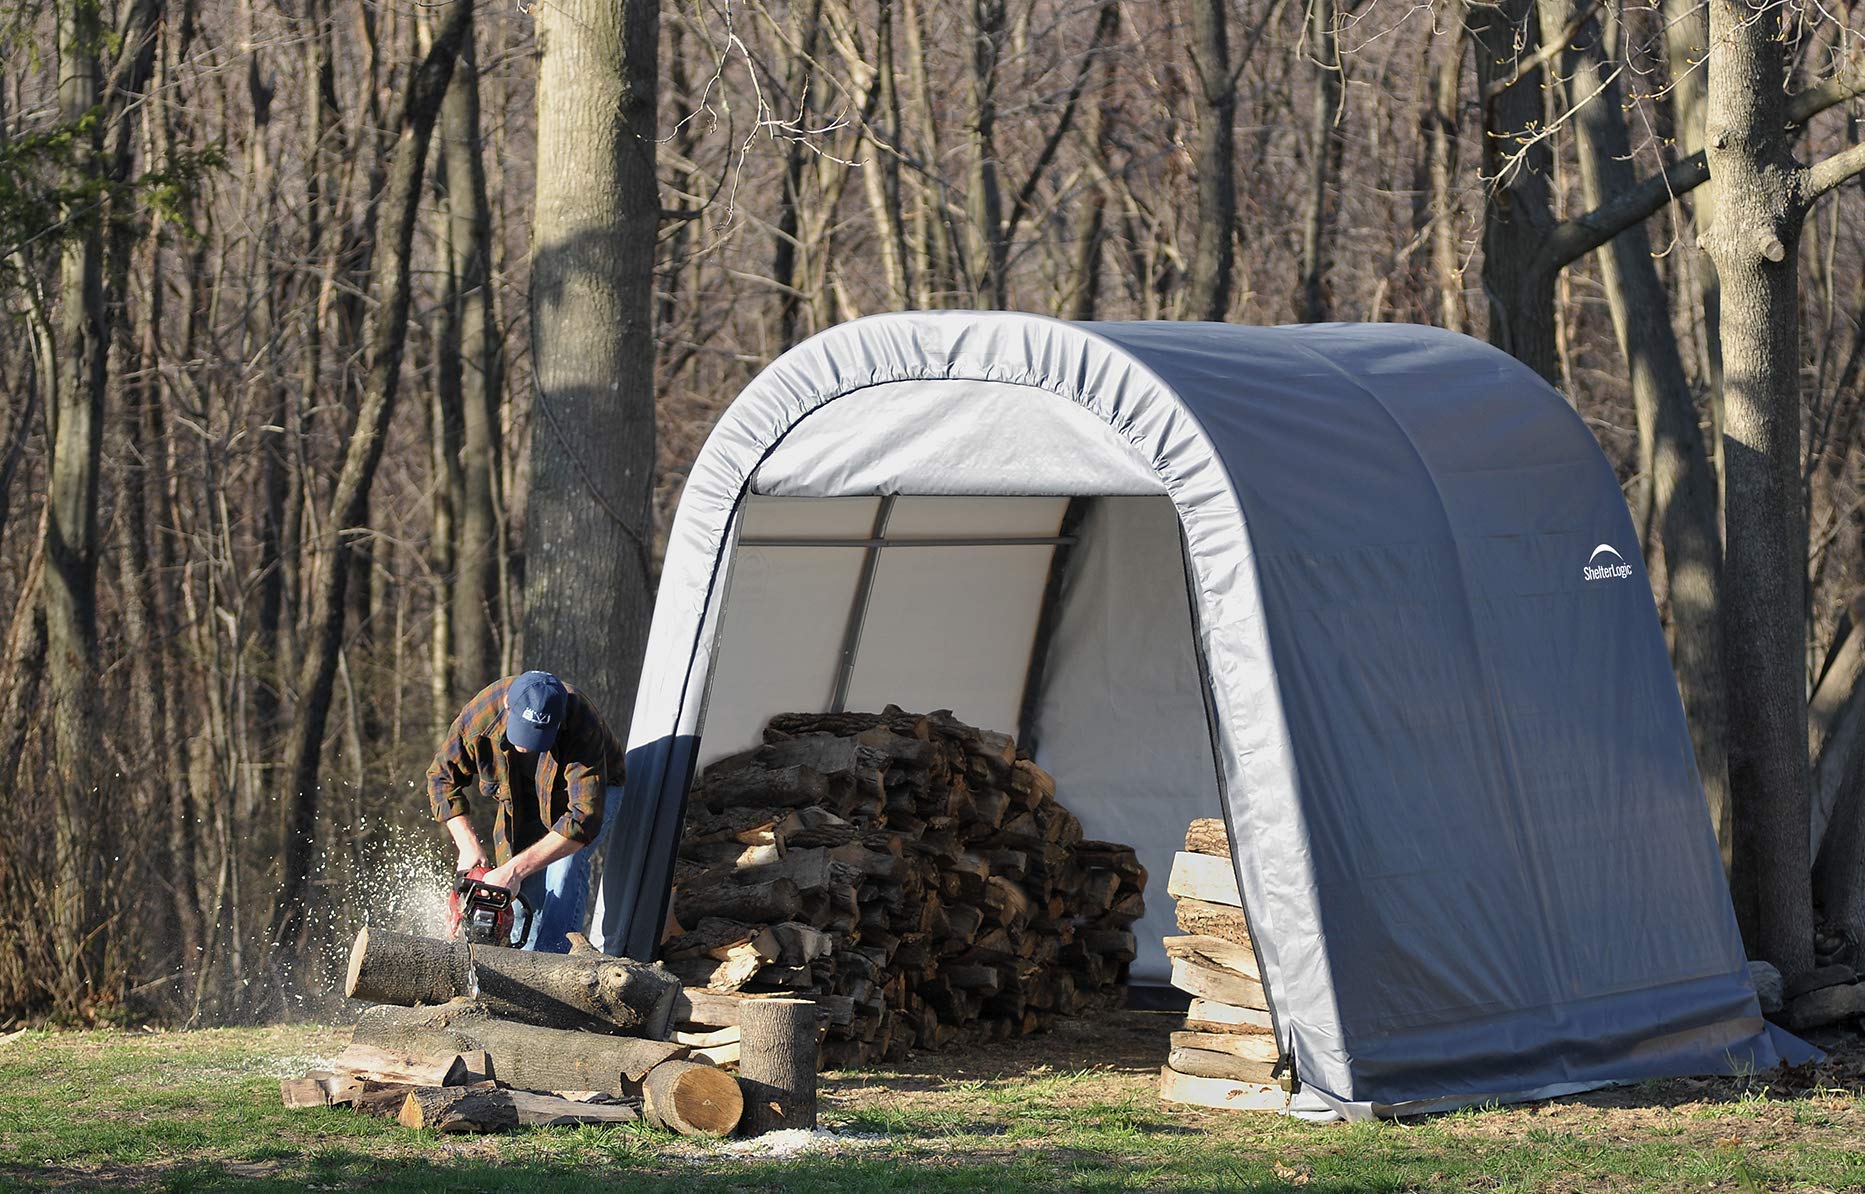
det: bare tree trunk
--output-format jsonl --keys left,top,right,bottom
{"left": 270, "top": 0, "right": 471, "bottom": 953}
{"left": 1426, "top": 30, "right": 1465, "bottom": 332}
{"left": 441, "top": 9, "right": 503, "bottom": 698}
{"left": 1662, "top": 0, "right": 1722, "bottom": 433}
{"left": 44, "top": 0, "right": 112, "bottom": 1007}
{"left": 1536, "top": 0, "right": 1730, "bottom": 862}
{"left": 1466, "top": 0, "right": 1557, "bottom": 379}
{"left": 1296, "top": 0, "right": 1343, "bottom": 322}
{"left": 966, "top": 0, "right": 1008, "bottom": 307}
{"left": 522, "top": 0, "right": 660, "bottom": 727}
{"left": 773, "top": 0, "right": 825, "bottom": 345}
{"left": 1187, "top": 0, "right": 1234, "bottom": 321}
{"left": 1701, "top": 0, "right": 1845, "bottom": 978}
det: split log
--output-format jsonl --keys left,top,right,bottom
{"left": 738, "top": 997, "right": 818, "bottom": 1135}
{"left": 1173, "top": 897, "right": 1253, "bottom": 947}
{"left": 1169, "top": 957, "right": 1265, "bottom": 1008}
{"left": 1170, "top": 1030, "right": 1278, "bottom": 1064}
{"left": 326, "top": 1043, "right": 476, "bottom": 1087}
{"left": 280, "top": 1076, "right": 342, "bottom": 1109}
{"left": 1167, "top": 1046, "right": 1276, "bottom": 1082}
{"left": 345, "top": 927, "right": 681, "bottom": 1038}
{"left": 1157, "top": 1066, "right": 1287, "bottom": 1111}
{"left": 1184, "top": 818, "right": 1231, "bottom": 857}
{"left": 672, "top": 1024, "right": 740, "bottom": 1048}
{"left": 1184, "top": 998, "right": 1273, "bottom": 1034}
{"left": 352, "top": 1001, "right": 686, "bottom": 1095}
{"left": 508, "top": 1092, "right": 644, "bottom": 1127}
{"left": 642, "top": 1060, "right": 744, "bottom": 1136}
{"left": 1166, "top": 852, "right": 1241, "bottom": 906}
{"left": 1163, "top": 934, "right": 1262, "bottom": 983}
{"left": 398, "top": 1083, "right": 518, "bottom": 1132}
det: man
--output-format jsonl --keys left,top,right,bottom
{"left": 427, "top": 670, "right": 626, "bottom": 952}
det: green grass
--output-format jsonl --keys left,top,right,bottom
{"left": 0, "top": 1023, "right": 1862, "bottom": 1192}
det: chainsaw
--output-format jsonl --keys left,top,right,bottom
{"left": 446, "top": 865, "right": 536, "bottom": 948}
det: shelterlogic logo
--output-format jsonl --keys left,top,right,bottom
{"left": 1584, "top": 543, "right": 1633, "bottom": 582}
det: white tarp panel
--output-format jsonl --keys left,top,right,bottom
{"left": 1028, "top": 496, "right": 1220, "bottom": 985}
{"left": 595, "top": 311, "right": 1798, "bottom": 1120}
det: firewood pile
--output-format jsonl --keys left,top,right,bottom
{"left": 663, "top": 706, "right": 1146, "bottom": 1068}
{"left": 1157, "top": 818, "right": 1288, "bottom": 1112}
{"left": 274, "top": 927, "right": 808, "bottom": 1137}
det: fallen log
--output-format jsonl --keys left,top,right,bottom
{"left": 508, "top": 1091, "right": 644, "bottom": 1127}
{"left": 642, "top": 1060, "right": 744, "bottom": 1135}
{"left": 351, "top": 1001, "right": 686, "bottom": 1095}
{"left": 345, "top": 927, "right": 680, "bottom": 1039}
{"left": 738, "top": 997, "right": 818, "bottom": 1135}
{"left": 326, "top": 1043, "right": 477, "bottom": 1087}
{"left": 1157, "top": 1066, "right": 1287, "bottom": 1111}
{"left": 398, "top": 1083, "right": 517, "bottom": 1132}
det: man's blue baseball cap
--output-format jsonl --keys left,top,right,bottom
{"left": 507, "top": 671, "right": 568, "bottom": 751}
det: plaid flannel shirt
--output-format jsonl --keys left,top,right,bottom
{"left": 427, "top": 676, "right": 625, "bottom": 862}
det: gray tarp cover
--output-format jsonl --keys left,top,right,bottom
{"left": 591, "top": 312, "right": 1789, "bottom": 1118}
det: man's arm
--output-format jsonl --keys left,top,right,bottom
{"left": 444, "top": 811, "right": 490, "bottom": 872}
{"left": 481, "top": 831, "right": 581, "bottom": 891}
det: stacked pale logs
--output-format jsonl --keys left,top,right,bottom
{"left": 663, "top": 706, "right": 1145, "bottom": 1068}
{"left": 278, "top": 928, "right": 750, "bottom": 1135}
{"left": 1157, "top": 819, "right": 1288, "bottom": 1112}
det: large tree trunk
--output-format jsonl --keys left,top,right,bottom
{"left": 1465, "top": 0, "right": 1557, "bottom": 379}
{"left": 1701, "top": 0, "right": 1814, "bottom": 977}
{"left": 1426, "top": 30, "right": 1465, "bottom": 332}
{"left": 439, "top": 10, "right": 504, "bottom": 699}
{"left": 522, "top": 0, "right": 660, "bottom": 726}
{"left": 964, "top": 0, "right": 1008, "bottom": 307}
{"left": 270, "top": 2, "right": 471, "bottom": 953}
{"left": 351, "top": 1001, "right": 688, "bottom": 1095}
{"left": 345, "top": 928, "right": 680, "bottom": 1037}
{"left": 1536, "top": 0, "right": 1730, "bottom": 861}
{"left": 44, "top": 0, "right": 111, "bottom": 1008}
{"left": 1186, "top": 0, "right": 1235, "bottom": 321}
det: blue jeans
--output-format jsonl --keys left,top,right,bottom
{"left": 518, "top": 785, "right": 618, "bottom": 953}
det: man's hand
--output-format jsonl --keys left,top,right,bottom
{"left": 480, "top": 858, "right": 523, "bottom": 892}
{"left": 444, "top": 813, "right": 490, "bottom": 874}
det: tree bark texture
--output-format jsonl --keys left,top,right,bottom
{"left": 351, "top": 1000, "right": 688, "bottom": 1095}
{"left": 45, "top": 0, "right": 111, "bottom": 1003}
{"left": 345, "top": 927, "right": 681, "bottom": 1037}
{"left": 736, "top": 996, "right": 818, "bottom": 1135}
{"left": 1187, "top": 0, "right": 1235, "bottom": 321}
{"left": 1702, "top": 0, "right": 1812, "bottom": 976}
{"left": 1296, "top": 0, "right": 1343, "bottom": 322}
{"left": 522, "top": 0, "right": 660, "bottom": 727}
{"left": 1466, "top": 0, "right": 1557, "bottom": 379}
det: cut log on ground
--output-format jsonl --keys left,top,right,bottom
{"left": 326, "top": 1043, "right": 477, "bottom": 1087}
{"left": 642, "top": 1060, "right": 744, "bottom": 1135}
{"left": 398, "top": 1083, "right": 518, "bottom": 1132}
{"left": 508, "top": 1092, "right": 644, "bottom": 1126}
{"left": 345, "top": 927, "right": 680, "bottom": 1039}
{"left": 352, "top": 1001, "right": 686, "bottom": 1095}
{"left": 1157, "top": 1066, "right": 1288, "bottom": 1111}
{"left": 738, "top": 997, "right": 818, "bottom": 1135}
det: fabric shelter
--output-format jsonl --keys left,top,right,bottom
{"left": 590, "top": 311, "right": 1790, "bottom": 1117}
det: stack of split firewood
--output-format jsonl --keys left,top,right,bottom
{"left": 278, "top": 927, "right": 814, "bottom": 1136}
{"left": 664, "top": 707, "right": 1145, "bottom": 1068}
{"left": 1157, "top": 819, "right": 1288, "bottom": 1112}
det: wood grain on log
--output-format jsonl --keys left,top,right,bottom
{"left": 1163, "top": 934, "right": 1261, "bottom": 982}
{"left": 738, "top": 997, "right": 818, "bottom": 1135}
{"left": 508, "top": 1091, "right": 643, "bottom": 1126}
{"left": 1173, "top": 897, "right": 1253, "bottom": 946}
{"left": 1166, "top": 852, "right": 1241, "bottom": 906}
{"left": 326, "top": 1044, "right": 474, "bottom": 1087}
{"left": 398, "top": 1083, "right": 517, "bottom": 1132}
{"left": 1167, "top": 1046, "right": 1276, "bottom": 1082}
{"left": 345, "top": 927, "right": 680, "bottom": 1038}
{"left": 1184, "top": 998, "right": 1273, "bottom": 1034}
{"left": 1157, "top": 1066, "right": 1287, "bottom": 1111}
{"left": 1169, "top": 957, "right": 1265, "bottom": 1008}
{"left": 642, "top": 1061, "right": 744, "bottom": 1136}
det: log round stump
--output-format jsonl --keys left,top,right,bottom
{"left": 642, "top": 1060, "right": 743, "bottom": 1136}
{"left": 737, "top": 997, "right": 818, "bottom": 1135}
